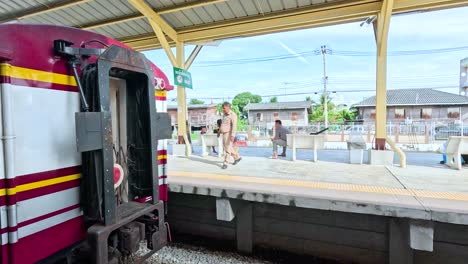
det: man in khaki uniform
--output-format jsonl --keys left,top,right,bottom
{"left": 219, "top": 102, "right": 241, "bottom": 169}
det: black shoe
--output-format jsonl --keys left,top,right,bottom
{"left": 233, "top": 157, "right": 242, "bottom": 165}
{"left": 440, "top": 161, "right": 446, "bottom": 164}
{"left": 222, "top": 164, "right": 228, "bottom": 169}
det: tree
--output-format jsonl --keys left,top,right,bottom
{"left": 308, "top": 94, "right": 355, "bottom": 123}
{"left": 305, "top": 96, "right": 311, "bottom": 102}
{"left": 269, "top": 96, "right": 278, "bottom": 103}
{"left": 189, "top": 98, "right": 205, "bottom": 105}
{"left": 231, "top": 92, "right": 262, "bottom": 118}
{"left": 336, "top": 109, "right": 355, "bottom": 122}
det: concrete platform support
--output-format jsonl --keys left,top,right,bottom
{"left": 409, "top": 219, "right": 434, "bottom": 252}
{"left": 216, "top": 198, "right": 253, "bottom": 253}
{"left": 368, "top": 149, "right": 394, "bottom": 165}
{"left": 389, "top": 219, "right": 413, "bottom": 264}
{"left": 349, "top": 149, "right": 364, "bottom": 164}
{"left": 236, "top": 203, "right": 253, "bottom": 253}
{"left": 216, "top": 198, "right": 236, "bottom": 221}
{"left": 389, "top": 219, "right": 434, "bottom": 264}
{"left": 172, "top": 144, "right": 186, "bottom": 156}
{"left": 169, "top": 193, "right": 468, "bottom": 264}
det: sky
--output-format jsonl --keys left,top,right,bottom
{"left": 143, "top": 6, "right": 468, "bottom": 107}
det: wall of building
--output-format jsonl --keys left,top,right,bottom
{"left": 168, "top": 192, "right": 468, "bottom": 264}
{"left": 168, "top": 106, "right": 220, "bottom": 128}
{"left": 359, "top": 106, "right": 468, "bottom": 122}
{"left": 248, "top": 108, "right": 308, "bottom": 127}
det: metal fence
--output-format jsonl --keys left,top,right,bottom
{"left": 244, "top": 120, "right": 468, "bottom": 144}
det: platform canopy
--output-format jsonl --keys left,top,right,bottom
{"left": 0, "top": 0, "right": 466, "bottom": 51}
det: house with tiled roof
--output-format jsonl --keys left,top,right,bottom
{"left": 245, "top": 101, "right": 314, "bottom": 127}
{"left": 353, "top": 89, "right": 468, "bottom": 122}
{"left": 167, "top": 104, "right": 221, "bottom": 129}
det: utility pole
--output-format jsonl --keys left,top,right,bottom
{"left": 321, "top": 45, "right": 329, "bottom": 128}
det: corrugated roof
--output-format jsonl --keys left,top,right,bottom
{"left": 0, "top": 0, "right": 340, "bottom": 40}
{"left": 1, "top": 0, "right": 465, "bottom": 51}
{"left": 245, "top": 101, "right": 313, "bottom": 111}
{"left": 354, "top": 89, "right": 468, "bottom": 107}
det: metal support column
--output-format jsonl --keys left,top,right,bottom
{"left": 373, "top": 0, "right": 394, "bottom": 150}
{"left": 127, "top": 0, "right": 203, "bottom": 156}
{"left": 176, "top": 41, "right": 191, "bottom": 155}
{"left": 185, "top": 45, "right": 203, "bottom": 70}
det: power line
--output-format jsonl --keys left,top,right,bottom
{"left": 331, "top": 46, "right": 468, "bottom": 56}
{"left": 181, "top": 86, "right": 459, "bottom": 100}
{"left": 189, "top": 46, "right": 468, "bottom": 67}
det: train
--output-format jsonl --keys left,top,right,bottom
{"left": 0, "top": 24, "right": 172, "bottom": 264}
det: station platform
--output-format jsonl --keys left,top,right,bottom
{"left": 166, "top": 153, "right": 468, "bottom": 264}
{"left": 168, "top": 154, "right": 468, "bottom": 225}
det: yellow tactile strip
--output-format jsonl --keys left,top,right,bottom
{"left": 170, "top": 171, "right": 468, "bottom": 202}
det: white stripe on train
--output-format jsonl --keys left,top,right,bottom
{"left": 17, "top": 188, "right": 79, "bottom": 224}
{"left": 18, "top": 208, "right": 81, "bottom": 239}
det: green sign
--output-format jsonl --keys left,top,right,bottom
{"left": 173, "top": 67, "right": 192, "bottom": 89}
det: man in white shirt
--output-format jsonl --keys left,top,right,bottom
{"left": 272, "top": 120, "right": 291, "bottom": 159}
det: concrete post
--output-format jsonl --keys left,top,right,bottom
{"left": 395, "top": 123, "right": 400, "bottom": 143}
{"left": 367, "top": 124, "right": 371, "bottom": 143}
{"left": 236, "top": 203, "right": 253, "bottom": 253}
{"left": 216, "top": 198, "right": 253, "bottom": 253}
{"left": 425, "top": 124, "right": 429, "bottom": 144}
{"left": 389, "top": 219, "right": 413, "bottom": 264}
{"left": 340, "top": 125, "right": 345, "bottom": 142}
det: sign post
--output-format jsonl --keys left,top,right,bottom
{"left": 173, "top": 67, "right": 193, "bottom": 89}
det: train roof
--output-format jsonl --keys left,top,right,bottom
{"left": 0, "top": 23, "right": 173, "bottom": 90}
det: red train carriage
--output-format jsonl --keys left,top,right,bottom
{"left": 0, "top": 24, "right": 172, "bottom": 264}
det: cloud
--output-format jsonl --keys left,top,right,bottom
{"left": 276, "top": 40, "right": 312, "bottom": 66}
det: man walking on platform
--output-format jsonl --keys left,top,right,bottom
{"left": 272, "top": 120, "right": 291, "bottom": 159}
{"left": 219, "top": 102, "right": 241, "bottom": 169}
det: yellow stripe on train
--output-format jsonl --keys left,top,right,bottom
{"left": 155, "top": 89, "right": 167, "bottom": 97}
{"left": 0, "top": 174, "right": 81, "bottom": 197}
{"left": 0, "top": 63, "right": 77, "bottom": 86}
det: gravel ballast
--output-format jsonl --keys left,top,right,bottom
{"left": 139, "top": 243, "right": 273, "bottom": 264}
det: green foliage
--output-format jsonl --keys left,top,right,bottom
{"left": 189, "top": 98, "right": 205, "bottom": 105}
{"left": 305, "top": 96, "right": 311, "bottom": 102}
{"left": 231, "top": 104, "right": 241, "bottom": 117}
{"left": 269, "top": 96, "right": 278, "bottom": 103}
{"left": 237, "top": 118, "right": 249, "bottom": 131}
{"left": 337, "top": 109, "right": 355, "bottom": 122}
{"left": 190, "top": 133, "right": 199, "bottom": 140}
{"left": 308, "top": 94, "right": 355, "bottom": 123}
{"left": 216, "top": 103, "right": 223, "bottom": 114}
{"left": 232, "top": 92, "right": 262, "bottom": 118}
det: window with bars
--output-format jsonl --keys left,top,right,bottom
{"left": 421, "top": 108, "right": 432, "bottom": 119}
{"left": 256, "top": 112, "right": 263, "bottom": 121}
{"left": 291, "top": 112, "right": 298, "bottom": 121}
{"left": 448, "top": 108, "right": 460, "bottom": 118}
{"left": 395, "top": 108, "right": 405, "bottom": 119}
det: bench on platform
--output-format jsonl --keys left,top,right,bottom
{"left": 446, "top": 136, "right": 468, "bottom": 170}
{"left": 287, "top": 134, "right": 325, "bottom": 162}
{"left": 201, "top": 134, "right": 223, "bottom": 157}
